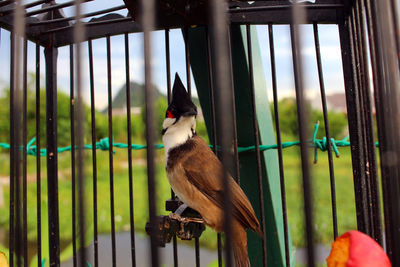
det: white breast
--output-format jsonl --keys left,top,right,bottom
{"left": 162, "top": 116, "right": 196, "bottom": 163}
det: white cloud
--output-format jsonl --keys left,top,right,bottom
{"left": 0, "top": 6, "right": 344, "bottom": 112}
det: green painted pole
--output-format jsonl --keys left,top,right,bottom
{"left": 187, "top": 25, "right": 294, "bottom": 266}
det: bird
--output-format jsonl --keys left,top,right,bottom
{"left": 162, "top": 73, "right": 262, "bottom": 267}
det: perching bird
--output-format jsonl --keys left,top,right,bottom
{"left": 162, "top": 73, "right": 262, "bottom": 267}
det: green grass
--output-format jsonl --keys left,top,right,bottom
{"left": 0, "top": 149, "right": 219, "bottom": 265}
{"left": 283, "top": 146, "right": 357, "bottom": 247}
{"left": 0, "top": 143, "right": 359, "bottom": 265}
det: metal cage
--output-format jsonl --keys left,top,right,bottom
{"left": 0, "top": 0, "right": 399, "bottom": 266}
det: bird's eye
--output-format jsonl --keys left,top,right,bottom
{"left": 166, "top": 110, "right": 174, "bottom": 118}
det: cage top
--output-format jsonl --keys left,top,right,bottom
{"left": 0, "top": 0, "right": 345, "bottom": 47}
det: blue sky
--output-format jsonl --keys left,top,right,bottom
{"left": 0, "top": 0, "right": 345, "bottom": 110}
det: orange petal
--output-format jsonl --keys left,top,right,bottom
{"left": 0, "top": 252, "right": 8, "bottom": 267}
{"left": 326, "top": 232, "right": 350, "bottom": 267}
{"left": 327, "top": 230, "right": 391, "bottom": 267}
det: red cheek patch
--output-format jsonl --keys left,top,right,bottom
{"left": 167, "top": 110, "right": 174, "bottom": 118}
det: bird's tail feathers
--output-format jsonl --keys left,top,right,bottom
{"left": 233, "top": 243, "right": 250, "bottom": 267}
{"left": 232, "top": 221, "right": 251, "bottom": 267}
{"left": 254, "top": 226, "right": 264, "bottom": 238}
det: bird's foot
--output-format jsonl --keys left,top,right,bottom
{"left": 169, "top": 213, "right": 206, "bottom": 240}
{"left": 169, "top": 213, "right": 205, "bottom": 224}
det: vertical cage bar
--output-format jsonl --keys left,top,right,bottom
{"left": 12, "top": 0, "right": 25, "bottom": 265}
{"left": 44, "top": 32, "right": 60, "bottom": 267}
{"left": 88, "top": 38, "right": 99, "bottom": 267}
{"left": 268, "top": 23, "right": 290, "bottom": 267}
{"left": 165, "top": 30, "right": 172, "bottom": 104}
{"left": 226, "top": 27, "right": 241, "bottom": 184}
{"left": 339, "top": 7, "right": 369, "bottom": 234}
{"left": 209, "top": 0, "right": 234, "bottom": 265}
{"left": 365, "top": 1, "right": 383, "bottom": 243}
{"left": 205, "top": 26, "right": 217, "bottom": 179}
{"left": 364, "top": 0, "right": 393, "bottom": 252}
{"left": 184, "top": 27, "right": 191, "bottom": 97}
{"left": 355, "top": 0, "right": 382, "bottom": 244}
{"left": 389, "top": 0, "right": 400, "bottom": 70}
{"left": 73, "top": 0, "right": 86, "bottom": 265}
{"left": 195, "top": 238, "right": 200, "bottom": 267}
{"left": 69, "top": 43, "right": 77, "bottom": 267}
{"left": 15, "top": 32, "right": 22, "bottom": 267}
{"left": 124, "top": 33, "right": 137, "bottom": 267}
{"left": 352, "top": 2, "right": 374, "bottom": 235}
{"left": 205, "top": 26, "right": 223, "bottom": 267}
{"left": 164, "top": 28, "right": 178, "bottom": 267}
{"left": 364, "top": 0, "right": 400, "bottom": 263}
{"left": 246, "top": 24, "right": 267, "bottom": 267}
{"left": 140, "top": 0, "right": 159, "bottom": 265}
{"left": 35, "top": 41, "right": 42, "bottom": 267}
{"left": 348, "top": 5, "right": 373, "bottom": 236}
{"left": 106, "top": 35, "right": 117, "bottom": 267}
{"left": 339, "top": 0, "right": 383, "bottom": 244}
{"left": 290, "top": 2, "right": 315, "bottom": 266}
{"left": 184, "top": 26, "right": 200, "bottom": 267}
{"left": 312, "top": 23, "right": 339, "bottom": 240}
{"left": 9, "top": 31, "right": 15, "bottom": 267}
{"left": 22, "top": 37, "right": 28, "bottom": 267}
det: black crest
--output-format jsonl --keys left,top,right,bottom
{"left": 167, "top": 73, "right": 197, "bottom": 118}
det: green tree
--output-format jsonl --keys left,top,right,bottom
{"left": 271, "top": 97, "right": 348, "bottom": 139}
{"left": 141, "top": 96, "right": 169, "bottom": 141}
{"left": 0, "top": 74, "right": 93, "bottom": 148}
{"left": 0, "top": 89, "right": 10, "bottom": 143}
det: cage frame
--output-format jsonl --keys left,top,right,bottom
{"left": 0, "top": 0, "right": 399, "bottom": 266}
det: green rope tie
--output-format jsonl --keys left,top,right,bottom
{"left": 0, "top": 143, "right": 10, "bottom": 149}
{"left": 0, "top": 122, "right": 378, "bottom": 163}
{"left": 235, "top": 122, "right": 352, "bottom": 162}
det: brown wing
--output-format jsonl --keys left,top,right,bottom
{"left": 181, "top": 136, "right": 261, "bottom": 233}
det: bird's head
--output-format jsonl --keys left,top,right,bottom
{"left": 162, "top": 73, "right": 197, "bottom": 137}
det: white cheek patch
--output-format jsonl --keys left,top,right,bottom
{"left": 163, "top": 117, "right": 176, "bottom": 130}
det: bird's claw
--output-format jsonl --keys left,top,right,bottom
{"left": 168, "top": 213, "right": 205, "bottom": 240}
{"left": 169, "top": 213, "right": 205, "bottom": 224}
